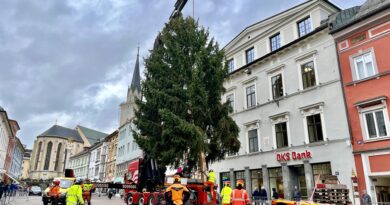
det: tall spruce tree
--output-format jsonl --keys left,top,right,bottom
{"left": 133, "top": 15, "right": 240, "bottom": 173}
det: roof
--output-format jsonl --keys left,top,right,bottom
{"left": 329, "top": 0, "right": 390, "bottom": 33}
{"left": 130, "top": 47, "right": 141, "bottom": 92}
{"left": 38, "top": 125, "right": 84, "bottom": 143}
{"left": 77, "top": 125, "right": 108, "bottom": 144}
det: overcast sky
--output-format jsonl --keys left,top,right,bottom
{"left": 0, "top": 0, "right": 364, "bottom": 148}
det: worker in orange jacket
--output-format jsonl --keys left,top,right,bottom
{"left": 49, "top": 180, "right": 61, "bottom": 205}
{"left": 231, "top": 179, "right": 250, "bottom": 205}
{"left": 165, "top": 175, "right": 189, "bottom": 205}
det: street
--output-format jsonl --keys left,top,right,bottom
{"left": 9, "top": 195, "right": 124, "bottom": 205}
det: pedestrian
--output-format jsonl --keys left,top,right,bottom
{"left": 252, "top": 188, "right": 260, "bottom": 205}
{"left": 231, "top": 179, "right": 250, "bottom": 205}
{"left": 293, "top": 186, "right": 301, "bottom": 201}
{"left": 259, "top": 186, "right": 267, "bottom": 205}
{"left": 272, "top": 188, "right": 279, "bottom": 199}
{"left": 220, "top": 181, "right": 232, "bottom": 205}
{"left": 66, "top": 178, "right": 84, "bottom": 205}
{"left": 165, "top": 175, "right": 189, "bottom": 205}
{"left": 0, "top": 181, "right": 4, "bottom": 200}
{"left": 362, "top": 190, "right": 372, "bottom": 205}
{"left": 82, "top": 179, "right": 94, "bottom": 205}
{"left": 49, "top": 180, "right": 61, "bottom": 205}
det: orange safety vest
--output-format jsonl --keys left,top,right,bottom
{"left": 49, "top": 186, "right": 60, "bottom": 197}
{"left": 231, "top": 189, "right": 250, "bottom": 205}
{"left": 165, "top": 183, "right": 189, "bottom": 205}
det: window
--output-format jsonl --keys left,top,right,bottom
{"left": 220, "top": 172, "right": 230, "bottom": 191}
{"left": 235, "top": 171, "right": 245, "bottom": 181}
{"left": 227, "top": 58, "right": 235, "bottom": 72}
{"left": 270, "top": 33, "right": 281, "bottom": 51}
{"left": 226, "top": 94, "right": 234, "bottom": 111}
{"left": 353, "top": 52, "right": 376, "bottom": 80}
{"left": 301, "top": 61, "right": 316, "bottom": 89}
{"left": 246, "top": 47, "right": 255, "bottom": 64}
{"left": 268, "top": 168, "right": 283, "bottom": 196}
{"left": 246, "top": 85, "right": 256, "bottom": 108}
{"left": 44, "top": 142, "right": 53, "bottom": 170}
{"left": 275, "top": 122, "right": 288, "bottom": 148}
{"left": 312, "top": 162, "right": 331, "bottom": 179}
{"left": 363, "top": 109, "right": 388, "bottom": 139}
{"left": 307, "top": 114, "right": 324, "bottom": 143}
{"left": 251, "top": 169, "right": 263, "bottom": 193}
{"left": 35, "top": 142, "right": 42, "bottom": 170}
{"left": 298, "top": 17, "right": 311, "bottom": 37}
{"left": 248, "top": 129, "right": 259, "bottom": 153}
{"left": 271, "top": 74, "right": 283, "bottom": 99}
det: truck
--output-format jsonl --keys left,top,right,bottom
{"left": 120, "top": 155, "right": 217, "bottom": 205}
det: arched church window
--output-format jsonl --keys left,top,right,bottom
{"left": 54, "top": 143, "right": 62, "bottom": 171}
{"left": 34, "top": 141, "right": 42, "bottom": 170}
{"left": 44, "top": 142, "right": 53, "bottom": 170}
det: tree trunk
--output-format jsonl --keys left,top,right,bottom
{"left": 199, "top": 151, "right": 207, "bottom": 183}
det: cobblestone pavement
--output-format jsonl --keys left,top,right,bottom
{"left": 7, "top": 194, "right": 124, "bottom": 205}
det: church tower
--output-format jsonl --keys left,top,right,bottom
{"left": 119, "top": 47, "right": 141, "bottom": 127}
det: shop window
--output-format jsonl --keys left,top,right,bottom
{"left": 246, "top": 47, "right": 255, "bottom": 64}
{"left": 251, "top": 169, "right": 263, "bottom": 194}
{"left": 248, "top": 129, "right": 259, "bottom": 153}
{"left": 246, "top": 85, "right": 256, "bottom": 108}
{"left": 269, "top": 168, "right": 284, "bottom": 198}
{"left": 376, "top": 185, "right": 390, "bottom": 203}
{"left": 352, "top": 51, "right": 376, "bottom": 80}
{"left": 271, "top": 73, "right": 284, "bottom": 99}
{"left": 297, "top": 17, "right": 311, "bottom": 37}
{"left": 275, "top": 122, "right": 288, "bottom": 148}
{"left": 226, "top": 94, "right": 234, "bottom": 112}
{"left": 312, "top": 162, "right": 331, "bottom": 181}
{"left": 363, "top": 109, "right": 388, "bottom": 139}
{"left": 235, "top": 171, "right": 245, "bottom": 182}
{"left": 307, "top": 114, "right": 324, "bottom": 143}
{"left": 270, "top": 33, "right": 281, "bottom": 51}
{"left": 301, "top": 61, "right": 316, "bottom": 89}
{"left": 220, "top": 172, "right": 230, "bottom": 191}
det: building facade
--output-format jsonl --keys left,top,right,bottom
{"left": 0, "top": 107, "right": 12, "bottom": 175}
{"left": 330, "top": 1, "right": 390, "bottom": 203}
{"left": 4, "top": 120, "right": 19, "bottom": 180}
{"left": 30, "top": 124, "right": 107, "bottom": 180}
{"left": 210, "top": 0, "right": 355, "bottom": 201}
{"left": 10, "top": 137, "right": 25, "bottom": 180}
{"left": 88, "top": 141, "right": 103, "bottom": 181}
{"left": 68, "top": 149, "right": 90, "bottom": 179}
{"left": 104, "top": 130, "right": 118, "bottom": 182}
{"left": 115, "top": 48, "right": 142, "bottom": 180}
{"left": 21, "top": 149, "right": 32, "bottom": 180}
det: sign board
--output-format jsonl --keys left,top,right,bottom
{"left": 93, "top": 182, "right": 137, "bottom": 190}
{"left": 277, "top": 150, "right": 312, "bottom": 162}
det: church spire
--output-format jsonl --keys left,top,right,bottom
{"left": 130, "top": 44, "right": 141, "bottom": 92}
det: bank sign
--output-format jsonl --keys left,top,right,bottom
{"left": 276, "top": 150, "right": 312, "bottom": 162}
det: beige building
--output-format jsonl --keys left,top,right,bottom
{"left": 29, "top": 125, "right": 107, "bottom": 180}
{"left": 21, "top": 149, "right": 32, "bottom": 180}
{"left": 104, "top": 130, "right": 118, "bottom": 182}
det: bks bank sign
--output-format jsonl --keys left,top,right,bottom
{"left": 276, "top": 150, "right": 312, "bottom": 162}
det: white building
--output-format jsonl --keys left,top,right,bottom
{"left": 115, "top": 48, "right": 142, "bottom": 180}
{"left": 88, "top": 141, "right": 103, "bottom": 181}
{"left": 68, "top": 149, "right": 90, "bottom": 179}
{"left": 210, "top": 0, "right": 355, "bottom": 201}
{"left": 0, "top": 107, "right": 12, "bottom": 173}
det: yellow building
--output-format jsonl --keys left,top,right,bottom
{"left": 104, "top": 130, "right": 118, "bottom": 182}
{"left": 29, "top": 125, "right": 107, "bottom": 180}
{"left": 21, "top": 149, "right": 32, "bottom": 180}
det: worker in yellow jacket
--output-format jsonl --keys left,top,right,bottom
{"left": 66, "top": 178, "right": 84, "bottom": 205}
{"left": 220, "top": 181, "right": 233, "bottom": 205}
{"left": 205, "top": 169, "right": 216, "bottom": 198}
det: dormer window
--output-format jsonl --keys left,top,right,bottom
{"left": 246, "top": 47, "right": 255, "bottom": 64}
{"left": 270, "top": 33, "right": 281, "bottom": 51}
{"left": 298, "top": 17, "right": 311, "bottom": 37}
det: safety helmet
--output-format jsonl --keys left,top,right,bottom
{"left": 85, "top": 178, "right": 91, "bottom": 183}
{"left": 173, "top": 175, "right": 181, "bottom": 183}
{"left": 236, "top": 179, "right": 244, "bottom": 187}
{"left": 53, "top": 180, "right": 60, "bottom": 186}
{"left": 224, "top": 181, "right": 231, "bottom": 186}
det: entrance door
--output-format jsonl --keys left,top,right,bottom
{"left": 373, "top": 176, "right": 390, "bottom": 203}
{"left": 290, "top": 165, "right": 307, "bottom": 200}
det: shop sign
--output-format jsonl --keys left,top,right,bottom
{"left": 276, "top": 150, "right": 312, "bottom": 162}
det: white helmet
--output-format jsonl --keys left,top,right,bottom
{"left": 75, "top": 177, "right": 83, "bottom": 184}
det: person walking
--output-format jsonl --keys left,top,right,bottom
{"left": 362, "top": 190, "right": 372, "bottom": 205}
{"left": 231, "top": 180, "right": 250, "bottom": 205}
{"left": 82, "top": 179, "right": 94, "bottom": 205}
{"left": 66, "top": 178, "right": 84, "bottom": 205}
{"left": 220, "top": 181, "right": 232, "bottom": 205}
{"left": 252, "top": 188, "right": 260, "bottom": 205}
{"left": 259, "top": 186, "right": 267, "bottom": 205}
{"left": 293, "top": 186, "right": 301, "bottom": 201}
{"left": 49, "top": 180, "right": 61, "bottom": 205}
{"left": 165, "top": 175, "right": 189, "bottom": 205}
{"left": 272, "top": 188, "right": 279, "bottom": 200}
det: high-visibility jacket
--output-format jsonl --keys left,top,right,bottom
{"left": 82, "top": 184, "right": 94, "bottom": 195}
{"left": 220, "top": 186, "right": 233, "bottom": 204}
{"left": 165, "top": 183, "right": 189, "bottom": 205}
{"left": 208, "top": 171, "right": 216, "bottom": 183}
{"left": 66, "top": 185, "right": 84, "bottom": 205}
{"left": 50, "top": 186, "right": 60, "bottom": 197}
{"left": 231, "top": 189, "right": 250, "bottom": 205}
